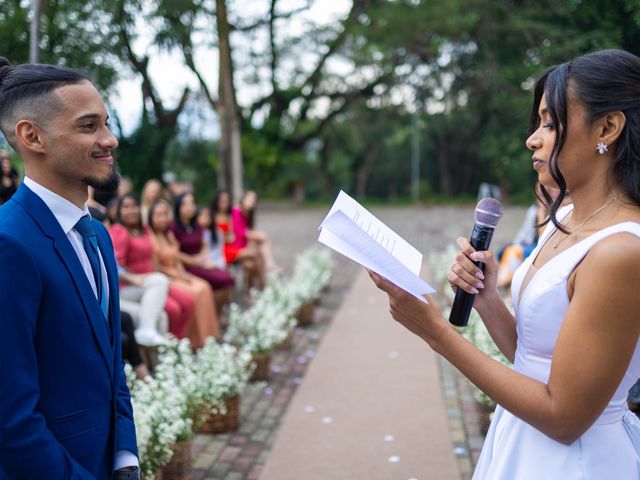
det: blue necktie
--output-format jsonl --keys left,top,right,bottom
{"left": 75, "top": 215, "right": 108, "bottom": 320}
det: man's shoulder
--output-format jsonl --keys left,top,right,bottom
{"left": 0, "top": 198, "right": 32, "bottom": 234}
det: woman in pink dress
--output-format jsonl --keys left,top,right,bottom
{"left": 110, "top": 193, "right": 194, "bottom": 339}
{"left": 148, "top": 199, "right": 220, "bottom": 349}
{"left": 231, "top": 190, "right": 280, "bottom": 277}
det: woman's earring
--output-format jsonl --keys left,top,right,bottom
{"left": 596, "top": 142, "right": 608, "bottom": 154}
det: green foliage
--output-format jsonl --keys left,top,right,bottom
{"left": 0, "top": 1, "right": 29, "bottom": 63}
{"left": 116, "top": 115, "right": 171, "bottom": 192}
{"left": 164, "top": 136, "right": 219, "bottom": 203}
{"left": 2, "top": 0, "right": 640, "bottom": 202}
{"left": 0, "top": 0, "right": 123, "bottom": 92}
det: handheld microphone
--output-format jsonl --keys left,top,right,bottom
{"left": 448, "top": 198, "right": 503, "bottom": 327}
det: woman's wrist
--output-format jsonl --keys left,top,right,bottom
{"left": 474, "top": 289, "right": 503, "bottom": 316}
{"left": 427, "top": 320, "right": 457, "bottom": 355}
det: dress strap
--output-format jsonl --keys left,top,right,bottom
{"left": 559, "top": 222, "right": 640, "bottom": 278}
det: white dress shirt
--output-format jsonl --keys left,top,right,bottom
{"left": 24, "top": 177, "right": 109, "bottom": 304}
{"left": 23, "top": 177, "right": 138, "bottom": 471}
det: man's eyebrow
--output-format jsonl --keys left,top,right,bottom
{"left": 74, "top": 113, "right": 102, "bottom": 122}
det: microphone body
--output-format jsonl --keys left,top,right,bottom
{"left": 449, "top": 198, "right": 503, "bottom": 327}
{"left": 448, "top": 224, "right": 495, "bottom": 327}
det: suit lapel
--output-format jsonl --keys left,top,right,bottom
{"left": 13, "top": 184, "right": 114, "bottom": 377}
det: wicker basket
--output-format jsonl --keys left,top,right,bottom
{"left": 295, "top": 302, "right": 316, "bottom": 326}
{"left": 161, "top": 439, "right": 192, "bottom": 480}
{"left": 477, "top": 403, "right": 495, "bottom": 436}
{"left": 250, "top": 351, "right": 272, "bottom": 382}
{"left": 198, "top": 395, "right": 240, "bottom": 434}
{"left": 277, "top": 331, "right": 294, "bottom": 350}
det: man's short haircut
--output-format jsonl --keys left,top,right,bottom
{"left": 0, "top": 57, "right": 88, "bottom": 150}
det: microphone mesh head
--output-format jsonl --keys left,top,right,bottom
{"left": 475, "top": 198, "right": 503, "bottom": 228}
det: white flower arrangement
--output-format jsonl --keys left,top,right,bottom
{"left": 429, "top": 249, "right": 512, "bottom": 407}
{"left": 153, "top": 337, "right": 205, "bottom": 436}
{"left": 223, "top": 300, "right": 294, "bottom": 354}
{"left": 194, "top": 339, "right": 253, "bottom": 404}
{"left": 224, "top": 247, "right": 333, "bottom": 354}
{"left": 128, "top": 364, "right": 192, "bottom": 479}
{"left": 289, "top": 247, "right": 333, "bottom": 304}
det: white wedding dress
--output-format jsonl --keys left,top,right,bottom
{"left": 473, "top": 205, "right": 640, "bottom": 479}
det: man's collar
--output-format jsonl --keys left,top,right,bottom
{"left": 23, "top": 176, "right": 90, "bottom": 234}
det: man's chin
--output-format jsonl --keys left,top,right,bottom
{"left": 84, "top": 171, "right": 121, "bottom": 192}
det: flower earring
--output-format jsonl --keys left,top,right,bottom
{"left": 596, "top": 142, "right": 608, "bottom": 154}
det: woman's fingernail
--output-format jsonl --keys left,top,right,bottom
{"left": 470, "top": 287, "right": 479, "bottom": 294}
{"left": 475, "top": 282, "right": 484, "bottom": 289}
{"left": 476, "top": 271, "right": 485, "bottom": 280}
{"left": 470, "top": 252, "right": 484, "bottom": 261}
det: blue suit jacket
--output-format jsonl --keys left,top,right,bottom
{"left": 0, "top": 184, "right": 137, "bottom": 479}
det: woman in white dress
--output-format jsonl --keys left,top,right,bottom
{"left": 370, "top": 48, "right": 640, "bottom": 479}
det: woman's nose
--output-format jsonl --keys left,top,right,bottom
{"left": 526, "top": 132, "right": 542, "bottom": 151}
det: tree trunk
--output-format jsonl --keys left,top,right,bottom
{"left": 30, "top": 0, "right": 45, "bottom": 63}
{"left": 216, "top": 0, "right": 244, "bottom": 203}
{"left": 355, "top": 144, "right": 379, "bottom": 198}
{"left": 436, "top": 134, "right": 454, "bottom": 196}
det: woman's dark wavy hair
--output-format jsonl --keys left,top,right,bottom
{"left": 210, "top": 190, "right": 231, "bottom": 215}
{"left": 147, "top": 199, "right": 172, "bottom": 235}
{"left": 240, "top": 191, "right": 255, "bottom": 229}
{"left": 529, "top": 49, "right": 640, "bottom": 233}
{"left": 173, "top": 191, "right": 197, "bottom": 231}
{"left": 116, "top": 193, "right": 143, "bottom": 230}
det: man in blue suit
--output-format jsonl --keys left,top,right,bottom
{"left": 0, "top": 58, "right": 139, "bottom": 479}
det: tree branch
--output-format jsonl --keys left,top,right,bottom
{"left": 297, "top": 0, "right": 372, "bottom": 121}
{"left": 116, "top": 0, "right": 189, "bottom": 130}
{"left": 179, "top": 31, "right": 220, "bottom": 110}
{"left": 228, "top": 4, "right": 310, "bottom": 32}
{"left": 287, "top": 71, "right": 388, "bottom": 149}
{"left": 269, "top": 0, "right": 278, "bottom": 93}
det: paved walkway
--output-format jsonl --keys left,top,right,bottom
{"left": 260, "top": 269, "right": 459, "bottom": 480}
{"left": 190, "top": 203, "right": 526, "bottom": 479}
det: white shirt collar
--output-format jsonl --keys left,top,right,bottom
{"left": 23, "top": 176, "right": 90, "bottom": 234}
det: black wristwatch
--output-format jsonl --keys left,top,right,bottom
{"left": 112, "top": 467, "right": 140, "bottom": 480}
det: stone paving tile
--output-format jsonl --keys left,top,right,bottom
{"left": 438, "top": 355, "right": 488, "bottom": 479}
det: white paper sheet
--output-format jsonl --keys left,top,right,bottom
{"left": 319, "top": 190, "right": 423, "bottom": 275}
{"left": 318, "top": 192, "right": 435, "bottom": 303}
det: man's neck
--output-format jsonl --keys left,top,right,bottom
{"left": 25, "top": 171, "right": 87, "bottom": 209}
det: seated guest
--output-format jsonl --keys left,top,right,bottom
{"left": 87, "top": 186, "right": 108, "bottom": 223}
{"left": 170, "top": 192, "right": 234, "bottom": 312}
{"left": 148, "top": 199, "right": 221, "bottom": 348}
{"left": 106, "top": 196, "right": 119, "bottom": 226}
{"left": 140, "top": 179, "right": 165, "bottom": 226}
{"left": 496, "top": 184, "right": 565, "bottom": 289}
{"left": 120, "top": 310, "right": 150, "bottom": 380}
{"left": 210, "top": 192, "right": 265, "bottom": 290}
{"left": 232, "top": 190, "right": 281, "bottom": 275}
{"left": 110, "top": 193, "right": 194, "bottom": 340}
{"left": 197, "top": 205, "right": 227, "bottom": 269}
{"left": 0, "top": 150, "right": 19, "bottom": 205}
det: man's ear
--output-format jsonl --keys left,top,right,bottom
{"left": 15, "top": 119, "right": 47, "bottom": 155}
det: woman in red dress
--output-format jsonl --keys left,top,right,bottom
{"left": 211, "top": 190, "right": 264, "bottom": 290}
